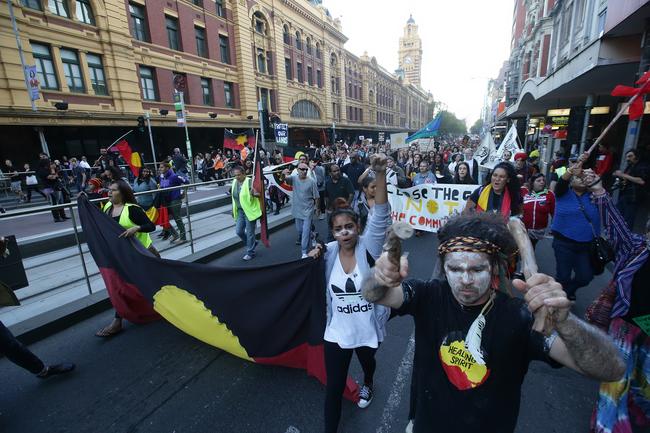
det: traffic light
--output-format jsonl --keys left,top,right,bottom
{"left": 137, "top": 116, "right": 146, "bottom": 133}
{"left": 261, "top": 109, "right": 274, "bottom": 141}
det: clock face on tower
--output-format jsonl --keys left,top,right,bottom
{"left": 405, "top": 56, "right": 412, "bottom": 64}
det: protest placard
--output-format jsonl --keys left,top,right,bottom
{"left": 387, "top": 183, "right": 475, "bottom": 232}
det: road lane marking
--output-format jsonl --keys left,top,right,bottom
{"left": 377, "top": 332, "right": 415, "bottom": 433}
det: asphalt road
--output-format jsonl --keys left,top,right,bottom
{"left": 0, "top": 217, "right": 610, "bottom": 433}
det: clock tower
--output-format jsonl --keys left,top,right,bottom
{"left": 398, "top": 15, "right": 422, "bottom": 87}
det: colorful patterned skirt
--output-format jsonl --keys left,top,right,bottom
{"left": 591, "top": 317, "right": 650, "bottom": 432}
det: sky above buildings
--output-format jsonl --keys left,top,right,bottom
{"left": 325, "top": 0, "right": 513, "bottom": 126}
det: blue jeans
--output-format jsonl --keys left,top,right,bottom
{"left": 235, "top": 210, "right": 257, "bottom": 256}
{"left": 552, "top": 237, "right": 594, "bottom": 298}
{"left": 295, "top": 217, "right": 312, "bottom": 255}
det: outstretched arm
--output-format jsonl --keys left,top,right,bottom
{"left": 549, "top": 315, "right": 625, "bottom": 381}
{"left": 362, "top": 251, "right": 408, "bottom": 309}
{"left": 513, "top": 274, "right": 625, "bottom": 382}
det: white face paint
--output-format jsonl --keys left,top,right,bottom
{"left": 443, "top": 251, "right": 493, "bottom": 306}
{"left": 332, "top": 215, "right": 359, "bottom": 250}
{"left": 333, "top": 226, "right": 356, "bottom": 238}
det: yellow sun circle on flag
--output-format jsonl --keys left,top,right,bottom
{"left": 426, "top": 199, "right": 438, "bottom": 214}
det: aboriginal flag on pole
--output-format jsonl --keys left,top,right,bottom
{"left": 114, "top": 139, "right": 143, "bottom": 177}
{"left": 78, "top": 198, "right": 359, "bottom": 401}
{"left": 252, "top": 134, "right": 270, "bottom": 248}
{"left": 224, "top": 128, "right": 256, "bottom": 151}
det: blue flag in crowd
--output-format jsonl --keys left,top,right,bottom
{"left": 406, "top": 113, "right": 442, "bottom": 143}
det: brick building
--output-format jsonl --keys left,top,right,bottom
{"left": 0, "top": 0, "right": 433, "bottom": 163}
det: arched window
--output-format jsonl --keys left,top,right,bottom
{"left": 283, "top": 24, "right": 291, "bottom": 45}
{"left": 291, "top": 100, "right": 321, "bottom": 119}
{"left": 295, "top": 31, "right": 302, "bottom": 50}
{"left": 252, "top": 11, "right": 268, "bottom": 35}
{"left": 306, "top": 37, "right": 312, "bottom": 55}
{"left": 315, "top": 42, "right": 321, "bottom": 59}
{"left": 330, "top": 53, "right": 337, "bottom": 68}
{"left": 256, "top": 49, "right": 266, "bottom": 73}
{"left": 75, "top": 0, "right": 95, "bottom": 24}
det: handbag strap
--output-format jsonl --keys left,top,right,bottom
{"left": 575, "top": 193, "right": 598, "bottom": 238}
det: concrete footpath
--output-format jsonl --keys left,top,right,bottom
{"left": 0, "top": 200, "right": 293, "bottom": 340}
{"left": 0, "top": 184, "right": 231, "bottom": 258}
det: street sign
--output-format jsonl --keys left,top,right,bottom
{"left": 274, "top": 123, "right": 288, "bottom": 145}
{"left": 174, "top": 92, "right": 185, "bottom": 127}
{"left": 25, "top": 65, "right": 39, "bottom": 101}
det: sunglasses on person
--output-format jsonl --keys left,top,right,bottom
{"left": 298, "top": 168, "right": 308, "bottom": 172}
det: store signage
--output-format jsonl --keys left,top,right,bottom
{"left": 547, "top": 108, "right": 571, "bottom": 116}
{"left": 551, "top": 116, "right": 569, "bottom": 127}
{"left": 548, "top": 107, "right": 611, "bottom": 116}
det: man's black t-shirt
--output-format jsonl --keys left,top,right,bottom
{"left": 396, "top": 279, "right": 557, "bottom": 433}
{"left": 325, "top": 177, "right": 354, "bottom": 205}
{"left": 4, "top": 164, "right": 19, "bottom": 182}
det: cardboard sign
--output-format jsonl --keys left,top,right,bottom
{"left": 274, "top": 123, "right": 289, "bottom": 145}
{"left": 387, "top": 184, "right": 475, "bottom": 232}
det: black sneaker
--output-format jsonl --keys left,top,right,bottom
{"left": 357, "top": 384, "right": 373, "bottom": 409}
{"left": 37, "top": 362, "right": 75, "bottom": 378}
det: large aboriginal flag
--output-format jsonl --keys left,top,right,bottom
{"left": 78, "top": 198, "right": 358, "bottom": 401}
{"left": 224, "top": 128, "right": 256, "bottom": 151}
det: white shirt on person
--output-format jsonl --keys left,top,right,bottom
{"left": 324, "top": 257, "right": 381, "bottom": 349}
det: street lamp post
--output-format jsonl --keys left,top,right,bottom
{"left": 257, "top": 101, "right": 266, "bottom": 150}
{"left": 6, "top": 0, "right": 51, "bottom": 156}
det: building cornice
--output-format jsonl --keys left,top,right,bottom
{"left": 280, "top": 0, "right": 348, "bottom": 43}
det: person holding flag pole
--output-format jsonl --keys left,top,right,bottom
{"left": 230, "top": 131, "right": 266, "bottom": 261}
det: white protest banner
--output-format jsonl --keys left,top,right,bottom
{"left": 387, "top": 183, "right": 476, "bottom": 232}
{"left": 475, "top": 133, "right": 496, "bottom": 165}
{"left": 495, "top": 125, "right": 522, "bottom": 161}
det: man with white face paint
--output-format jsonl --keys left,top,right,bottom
{"left": 362, "top": 212, "right": 625, "bottom": 433}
